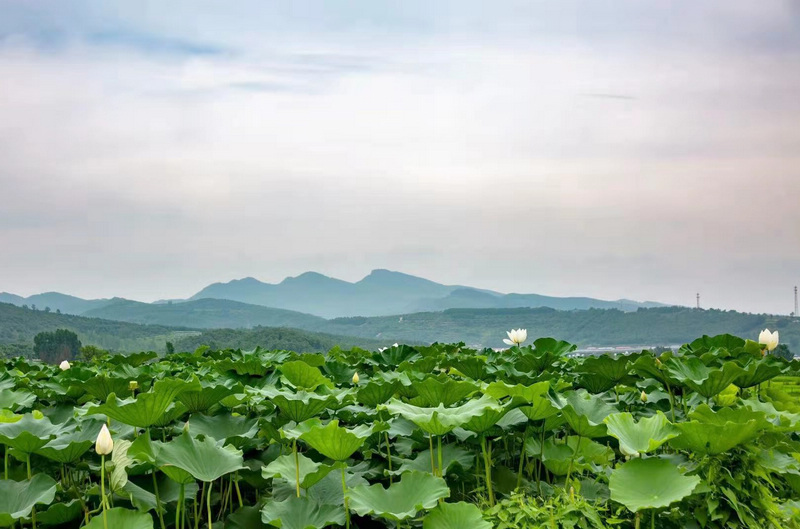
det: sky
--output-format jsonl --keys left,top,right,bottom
{"left": 1, "top": 1, "right": 799, "bottom": 315}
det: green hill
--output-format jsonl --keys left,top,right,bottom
{"left": 172, "top": 326, "right": 390, "bottom": 353}
{"left": 82, "top": 298, "right": 325, "bottom": 329}
{"left": 0, "top": 302, "right": 197, "bottom": 354}
{"left": 317, "top": 306, "right": 800, "bottom": 351}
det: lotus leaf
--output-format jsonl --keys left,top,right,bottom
{"left": 559, "top": 390, "right": 618, "bottom": 438}
{"left": 347, "top": 471, "right": 450, "bottom": 521}
{"left": 604, "top": 412, "right": 680, "bottom": 456}
{"left": 0, "top": 413, "right": 61, "bottom": 454}
{"left": 383, "top": 395, "right": 502, "bottom": 436}
{"left": 261, "top": 496, "right": 344, "bottom": 529}
{"left": 669, "top": 405, "right": 772, "bottom": 455}
{"left": 262, "top": 453, "right": 335, "bottom": 490}
{"left": 280, "top": 361, "right": 333, "bottom": 391}
{"left": 422, "top": 502, "right": 492, "bottom": 529}
{"left": 155, "top": 431, "right": 245, "bottom": 482}
{"left": 0, "top": 474, "right": 57, "bottom": 526}
{"left": 84, "top": 507, "right": 154, "bottom": 529}
{"left": 299, "top": 420, "right": 375, "bottom": 461}
{"left": 410, "top": 377, "right": 478, "bottom": 407}
{"left": 609, "top": 457, "right": 700, "bottom": 512}
{"left": 87, "top": 379, "right": 201, "bottom": 428}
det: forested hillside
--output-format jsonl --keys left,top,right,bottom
{"left": 172, "top": 326, "right": 389, "bottom": 353}
{"left": 0, "top": 302, "right": 196, "bottom": 354}
{"left": 319, "top": 306, "right": 800, "bottom": 350}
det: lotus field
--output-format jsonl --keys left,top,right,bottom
{"left": 0, "top": 332, "right": 799, "bottom": 529}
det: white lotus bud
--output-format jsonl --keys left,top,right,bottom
{"left": 95, "top": 424, "right": 113, "bottom": 455}
{"left": 758, "top": 329, "right": 779, "bottom": 352}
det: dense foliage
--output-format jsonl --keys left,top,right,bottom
{"left": 33, "top": 329, "right": 82, "bottom": 364}
{"left": 0, "top": 333, "right": 798, "bottom": 528}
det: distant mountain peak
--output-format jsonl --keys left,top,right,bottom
{"left": 281, "top": 271, "right": 331, "bottom": 283}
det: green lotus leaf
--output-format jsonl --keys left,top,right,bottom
{"left": 576, "top": 374, "right": 617, "bottom": 394}
{"left": 299, "top": 420, "right": 377, "bottom": 461}
{"left": 742, "top": 398, "right": 800, "bottom": 430}
{"left": 84, "top": 507, "right": 154, "bottom": 529}
{"left": 122, "top": 478, "right": 199, "bottom": 514}
{"left": 558, "top": 390, "right": 618, "bottom": 438}
{"left": 35, "top": 421, "right": 103, "bottom": 463}
{"left": 666, "top": 358, "right": 744, "bottom": 398}
{"left": 226, "top": 506, "right": 267, "bottom": 529}
{"left": 184, "top": 413, "right": 258, "bottom": 443}
{"left": 382, "top": 395, "right": 502, "bottom": 436}
{"left": 261, "top": 496, "right": 344, "bottom": 529}
{"left": 0, "top": 410, "right": 21, "bottom": 424}
{"left": 356, "top": 380, "right": 400, "bottom": 407}
{"left": 371, "top": 346, "right": 422, "bottom": 368}
{"left": 87, "top": 379, "right": 202, "bottom": 428}
{"left": 155, "top": 431, "right": 245, "bottom": 482}
{"left": 609, "top": 457, "right": 700, "bottom": 512}
{"left": 631, "top": 354, "right": 674, "bottom": 387}
{"left": 110, "top": 439, "right": 134, "bottom": 493}
{"left": 389, "top": 443, "right": 474, "bottom": 476}
{"left": 348, "top": 471, "right": 450, "bottom": 521}
{"left": 669, "top": 405, "right": 772, "bottom": 455}
{"left": 0, "top": 475, "right": 57, "bottom": 526}
{"left": 0, "top": 389, "right": 36, "bottom": 411}
{"left": 529, "top": 436, "right": 613, "bottom": 476}
{"left": 268, "top": 390, "right": 334, "bottom": 423}
{"left": 0, "top": 413, "right": 61, "bottom": 454}
{"left": 79, "top": 376, "right": 133, "bottom": 401}
{"left": 262, "top": 453, "right": 335, "bottom": 491}
{"left": 36, "top": 499, "right": 82, "bottom": 526}
{"left": 422, "top": 502, "right": 492, "bottom": 529}
{"left": 449, "top": 357, "right": 488, "bottom": 380}
{"left": 460, "top": 403, "right": 511, "bottom": 434}
{"left": 733, "top": 356, "right": 787, "bottom": 389}
{"left": 410, "top": 378, "right": 478, "bottom": 407}
{"left": 177, "top": 383, "right": 237, "bottom": 413}
{"left": 280, "top": 361, "right": 334, "bottom": 391}
{"left": 604, "top": 412, "right": 680, "bottom": 456}
{"left": 578, "top": 355, "right": 633, "bottom": 382}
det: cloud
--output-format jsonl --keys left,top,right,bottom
{"left": 0, "top": 2, "right": 798, "bottom": 314}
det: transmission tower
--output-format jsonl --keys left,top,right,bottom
{"left": 696, "top": 292, "right": 700, "bottom": 309}
{"left": 795, "top": 286, "right": 798, "bottom": 317}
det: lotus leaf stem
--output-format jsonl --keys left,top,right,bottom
{"left": 517, "top": 427, "right": 528, "bottom": 490}
{"left": 481, "top": 435, "right": 495, "bottom": 506}
{"left": 206, "top": 480, "right": 213, "bottom": 529}
{"left": 437, "top": 435, "right": 443, "bottom": 479}
{"left": 234, "top": 472, "right": 243, "bottom": 508}
{"left": 429, "top": 434, "right": 435, "bottom": 475}
{"left": 341, "top": 466, "right": 351, "bottom": 529}
{"left": 384, "top": 432, "right": 393, "bottom": 483}
{"left": 100, "top": 454, "right": 107, "bottom": 529}
{"left": 293, "top": 439, "right": 301, "bottom": 498}
{"left": 153, "top": 470, "right": 166, "bottom": 529}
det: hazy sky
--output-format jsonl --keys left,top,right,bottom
{"left": 1, "top": 1, "right": 799, "bottom": 314}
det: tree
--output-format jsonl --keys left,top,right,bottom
{"left": 33, "top": 329, "right": 82, "bottom": 364}
{"left": 773, "top": 344, "right": 794, "bottom": 361}
{"left": 165, "top": 341, "right": 175, "bottom": 354}
{"left": 80, "top": 345, "right": 108, "bottom": 362}
{"left": 44, "top": 306, "right": 51, "bottom": 313}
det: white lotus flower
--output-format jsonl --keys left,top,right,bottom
{"left": 503, "top": 328, "right": 528, "bottom": 346}
{"left": 59, "top": 360, "right": 71, "bottom": 371}
{"left": 758, "top": 329, "right": 779, "bottom": 352}
{"left": 95, "top": 424, "right": 114, "bottom": 455}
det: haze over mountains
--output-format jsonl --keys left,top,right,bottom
{"left": 1, "top": 269, "right": 667, "bottom": 320}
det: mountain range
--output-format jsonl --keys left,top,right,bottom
{"left": 1, "top": 269, "right": 667, "bottom": 320}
